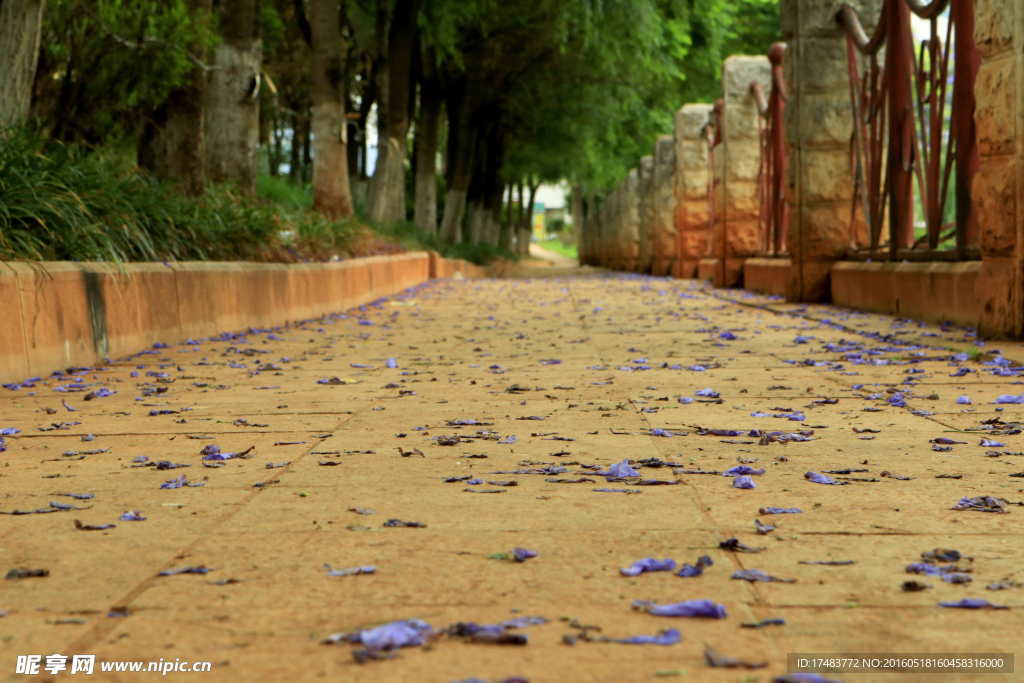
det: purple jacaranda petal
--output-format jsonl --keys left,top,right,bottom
{"left": 723, "top": 466, "right": 766, "bottom": 477}
{"left": 995, "top": 394, "right": 1024, "bottom": 404}
{"left": 980, "top": 438, "right": 1006, "bottom": 447}
{"left": 499, "top": 436, "right": 517, "bottom": 444}
{"left": 55, "top": 493, "right": 93, "bottom": 500}
{"left": 620, "top": 558, "right": 677, "bottom": 576}
{"left": 732, "top": 476, "right": 756, "bottom": 489}
{"left": 132, "top": 455, "right": 149, "bottom": 463}
{"left": 674, "top": 555, "right": 713, "bottom": 578}
{"left": 465, "top": 478, "right": 484, "bottom": 485}
{"left": 759, "top": 506, "right": 803, "bottom": 515}
{"left": 632, "top": 599, "right": 727, "bottom": 619}
{"left": 385, "top": 358, "right": 398, "bottom": 368}
{"left": 804, "top": 471, "right": 849, "bottom": 485}
{"left": 678, "top": 397, "right": 693, "bottom": 404}
{"left": 600, "top": 459, "right": 640, "bottom": 478}
{"left": 952, "top": 496, "right": 1009, "bottom": 513}
{"left": 160, "top": 475, "right": 187, "bottom": 489}
{"left": 512, "top": 548, "right": 538, "bottom": 562}
{"left": 120, "top": 511, "right": 146, "bottom": 521}
{"left": 956, "top": 395, "right": 972, "bottom": 404}
{"left": 159, "top": 566, "right": 211, "bottom": 576}
{"left": 932, "top": 438, "right": 965, "bottom": 445}
{"left": 773, "top": 675, "right": 846, "bottom": 683}
{"left": 695, "top": 388, "right": 720, "bottom": 398}
{"left": 938, "top": 598, "right": 1007, "bottom": 609}
{"left": 609, "top": 628, "right": 681, "bottom": 645}
{"left": 0, "top": 428, "right": 20, "bottom": 436}
{"left": 540, "top": 359, "right": 562, "bottom": 365}
{"left": 719, "top": 332, "right": 737, "bottom": 341}
{"left": 706, "top": 429, "right": 744, "bottom": 436}
{"left": 359, "top": 618, "right": 438, "bottom": 649}
{"left": 324, "top": 564, "right": 376, "bottom": 577}
{"left": 593, "top": 488, "right": 642, "bottom": 494}
{"left": 942, "top": 573, "right": 973, "bottom": 584}
{"left": 687, "top": 365, "right": 706, "bottom": 372}
{"left": 0, "top": 437, "right": 5, "bottom": 453}
{"left": 83, "top": 387, "right": 115, "bottom": 400}
{"left": 61, "top": 399, "right": 77, "bottom": 412}
{"left": 382, "top": 519, "right": 426, "bottom": 528}
{"left": 754, "top": 519, "right": 775, "bottom": 534}
{"left": 733, "top": 568, "right": 795, "bottom": 583}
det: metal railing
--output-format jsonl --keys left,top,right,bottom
{"left": 750, "top": 42, "right": 789, "bottom": 256}
{"left": 705, "top": 98, "right": 723, "bottom": 261}
{"left": 838, "top": 0, "right": 979, "bottom": 261}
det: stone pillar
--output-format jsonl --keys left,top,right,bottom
{"left": 781, "top": 0, "right": 880, "bottom": 301}
{"left": 974, "top": 0, "right": 1024, "bottom": 338}
{"left": 651, "top": 135, "right": 677, "bottom": 275}
{"left": 713, "top": 56, "right": 772, "bottom": 287}
{"left": 619, "top": 169, "right": 641, "bottom": 271}
{"left": 673, "top": 104, "right": 714, "bottom": 278}
{"left": 637, "top": 155, "right": 655, "bottom": 273}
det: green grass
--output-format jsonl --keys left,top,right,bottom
{"left": 0, "top": 126, "right": 518, "bottom": 267}
{"left": 541, "top": 237, "right": 578, "bottom": 261}
{"left": 0, "top": 127, "right": 362, "bottom": 263}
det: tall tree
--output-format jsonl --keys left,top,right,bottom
{"left": 205, "top": 0, "right": 262, "bottom": 195}
{"left": 137, "top": 0, "right": 213, "bottom": 196}
{"left": 0, "top": 0, "right": 48, "bottom": 129}
{"left": 365, "top": 0, "right": 416, "bottom": 224}
{"left": 412, "top": 46, "right": 441, "bottom": 234}
{"left": 308, "top": 0, "right": 354, "bottom": 218}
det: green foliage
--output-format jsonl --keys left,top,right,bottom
{"left": 36, "top": 0, "right": 216, "bottom": 142}
{"left": 0, "top": 128, "right": 357, "bottom": 264}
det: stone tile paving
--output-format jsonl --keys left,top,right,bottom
{"left": 0, "top": 274, "right": 1022, "bottom": 683}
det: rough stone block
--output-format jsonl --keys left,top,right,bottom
{"left": 676, "top": 103, "right": 713, "bottom": 139}
{"left": 976, "top": 257, "right": 1022, "bottom": 338}
{"left": 679, "top": 144, "right": 710, "bottom": 196}
{"left": 725, "top": 145, "right": 762, "bottom": 183}
{"left": 799, "top": 38, "right": 852, "bottom": 91}
{"left": 975, "top": 58, "right": 1017, "bottom": 156}
{"left": 974, "top": 0, "right": 1016, "bottom": 58}
{"left": 975, "top": 157, "right": 1018, "bottom": 257}
{"left": 679, "top": 230, "right": 711, "bottom": 260}
{"left": 723, "top": 56, "right": 771, "bottom": 100}
{"left": 799, "top": 204, "right": 852, "bottom": 260}
{"left": 802, "top": 148, "right": 853, "bottom": 203}
{"left": 801, "top": 92, "right": 854, "bottom": 147}
{"left": 725, "top": 180, "right": 760, "bottom": 219}
{"left": 794, "top": 0, "right": 881, "bottom": 37}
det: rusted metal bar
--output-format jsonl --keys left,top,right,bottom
{"left": 838, "top": 0, "right": 977, "bottom": 260}
{"left": 751, "top": 43, "right": 789, "bottom": 258}
{"left": 705, "top": 99, "right": 723, "bottom": 271}
{"left": 950, "top": 0, "right": 980, "bottom": 255}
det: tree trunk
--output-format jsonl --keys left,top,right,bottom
{"left": 514, "top": 181, "right": 525, "bottom": 254}
{"left": 499, "top": 184, "right": 513, "bottom": 251}
{"left": 137, "top": 0, "right": 211, "bottom": 196}
{"left": 439, "top": 76, "right": 475, "bottom": 244}
{"left": 518, "top": 178, "right": 540, "bottom": 256}
{"left": 413, "top": 57, "right": 441, "bottom": 234}
{"left": 309, "top": 0, "right": 354, "bottom": 219}
{"left": 366, "top": 0, "right": 416, "bottom": 225}
{"left": 480, "top": 122, "right": 507, "bottom": 246}
{"left": 570, "top": 182, "right": 583, "bottom": 246}
{"left": 289, "top": 110, "right": 301, "bottom": 180}
{"left": 269, "top": 113, "right": 282, "bottom": 176}
{"left": 0, "top": 0, "right": 47, "bottom": 129}
{"left": 205, "top": 0, "right": 262, "bottom": 196}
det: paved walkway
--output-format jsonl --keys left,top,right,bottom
{"left": 0, "top": 274, "right": 1021, "bottom": 682}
